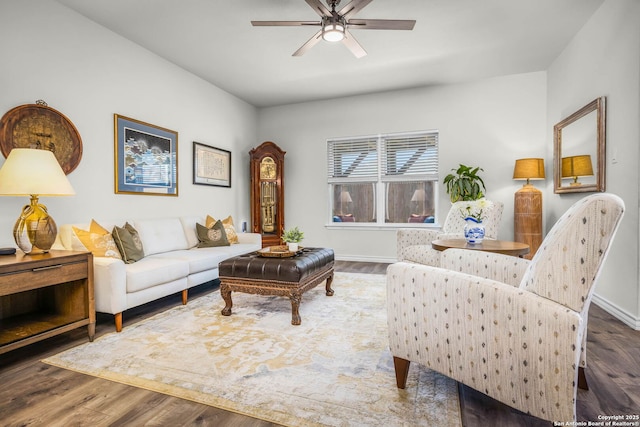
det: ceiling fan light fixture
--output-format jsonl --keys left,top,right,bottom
{"left": 322, "top": 21, "right": 345, "bottom": 42}
{"left": 252, "top": 0, "right": 416, "bottom": 57}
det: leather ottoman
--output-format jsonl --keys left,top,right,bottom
{"left": 218, "top": 247, "right": 334, "bottom": 325}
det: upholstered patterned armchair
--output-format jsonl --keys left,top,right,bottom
{"left": 396, "top": 200, "right": 504, "bottom": 266}
{"left": 387, "top": 193, "right": 624, "bottom": 422}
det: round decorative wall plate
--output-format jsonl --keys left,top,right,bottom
{"left": 0, "top": 101, "right": 83, "bottom": 174}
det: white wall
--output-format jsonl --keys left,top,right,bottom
{"left": 0, "top": 0, "right": 258, "bottom": 247}
{"left": 258, "top": 72, "right": 547, "bottom": 262}
{"left": 546, "top": 0, "right": 640, "bottom": 328}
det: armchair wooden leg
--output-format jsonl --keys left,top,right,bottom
{"left": 115, "top": 312, "right": 123, "bottom": 332}
{"left": 393, "top": 356, "right": 411, "bottom": 389}
{"left": 578, "top": 367, "right": 589, "bottom": 390}
{"left": 182, "top": 289, "right": 188, "bottom": 305}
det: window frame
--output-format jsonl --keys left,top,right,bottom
{"left": 326, "top": 130, "right": 440, "bottom": 229}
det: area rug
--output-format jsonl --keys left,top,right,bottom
{"left": 44, "top": 272, "right": 461, "bottom": 427}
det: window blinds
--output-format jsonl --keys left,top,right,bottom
{"left": 327, "top": 136, "right": 378, "bottom": 182}
{"left": 327, "top": 131, "right": 438, "bottom": 182}
{"left": 381, "top": 131, "right": 438, "bottom": 181}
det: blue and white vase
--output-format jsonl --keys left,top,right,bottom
{"left": 464, "top": 217, "right": 485, "bottom": 244}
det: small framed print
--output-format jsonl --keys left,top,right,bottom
{"left": 193, "top": 141, "right": 231, "bottom": 188}
{"left": 114, "top": 114, "right": 178, "bottom": 196}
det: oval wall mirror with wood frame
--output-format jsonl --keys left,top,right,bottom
{"left": 553, "top": 96, "right": 606, "bottom": 194}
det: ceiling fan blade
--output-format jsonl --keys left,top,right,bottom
{"left": 292, "top": 30, "right": 323, "bottom": 56}
{"left": 347, "top": 19, "right": 416, "bottom": 30}
{"left": 251, "top": 20, "right": 320, "bottom": 27}
{"left": 304, "top": 0, "right": 332, "bottom": 17}
{"left": 342, "top": 30, "right": 367, "bottom": 58}
{"left": 338, "top": 0, "right": 374, "bottom": 20}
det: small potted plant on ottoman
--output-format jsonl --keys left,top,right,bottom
{"left": 282, "top": 226, "right": 304, "bottom": 252}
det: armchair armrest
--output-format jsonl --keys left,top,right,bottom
{"left": 440, "top": 248, "right": 530, "bottom": 287}
{"left": 387, "top": 262, "right": 582, "bottom": 422}
{"left": 396, "top": 228, "right": 440, "bottom": 261}
{"left": 397, "top": 228, "right": 440, "bottom": 246}
{"left": 433, "top": 232, "right": 465, "bottom": 240}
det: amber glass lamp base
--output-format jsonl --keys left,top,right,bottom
{"left": 13, "top": 195, "right": 57, "bottom": 254}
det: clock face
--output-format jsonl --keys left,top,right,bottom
{"left": 0, "top": 104, "right": 83, "bottom": 174}
{"left": 260, "top": 156, "right": 277, "bottom": 180}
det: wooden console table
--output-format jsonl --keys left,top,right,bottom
{"left": 0, "top": 250, "right": 95, "bottom": 354}
{"left": 432, "top": 239, "right": 530, "bottom": 257}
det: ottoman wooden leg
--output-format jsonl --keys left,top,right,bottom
{"left": 290, "top": 292, "right": 302, "bottom": 325}
{"left": 221, "top": 284, "right": 233, "bottom": 316}
{"left": 325, "top": 273, "right": 334, "bottom": 296}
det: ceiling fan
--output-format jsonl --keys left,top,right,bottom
{"left": 251, "top": 0, "right": 416, "bottom": 58}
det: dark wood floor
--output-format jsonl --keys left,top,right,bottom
{"left": 1, "top": 261, "right": 638, "bottom": 426}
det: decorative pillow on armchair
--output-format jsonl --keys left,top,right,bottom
{"left": 112, "top": 222, "right": 145, "bottom": 263}
{"left": 73, "top": 220, "right": 122, "bottom": 259}
{"left": 196, "top": 221, "right": 230, "bottom": 248}
{"left": 206, "top": 215, "right": 239, "bottom": 244}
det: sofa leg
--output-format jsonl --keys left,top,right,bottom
{"left": 393, "top": 356, "right": 410, "bottom": 389}
{"left": 182, "top": 289, "right": 188, "bottom": 305}
{"left": 115, "top": 312, "right": 123, "bottom": 332}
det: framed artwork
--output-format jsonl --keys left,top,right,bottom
{"left": 114, "top": 114, "right": 178, "bottom": 196}
{"left": 193, "top": 141, "right": 231, "bottom": 188}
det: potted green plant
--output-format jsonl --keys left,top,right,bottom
{"left": 443, "top": 164, "right": 486, "bottom": 202}
{"left": 281, "top": 226, "right": 304, "bottom": 251}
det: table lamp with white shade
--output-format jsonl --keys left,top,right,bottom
{"left": 0, "top": 148, "right": 75, "bottom": 254}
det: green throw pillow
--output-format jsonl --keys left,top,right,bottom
{"left": 112, "top": 222, "right": 145, "bottom": 263}
{"left": 196, "top": 221, "right": 229, "bottom": 248}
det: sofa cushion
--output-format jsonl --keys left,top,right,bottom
{"left": 156, "top": 249, "right": 222, "bottom": 274}
{"left": 112, "top": 223, "right": 145, "bottom": 264}
{"left": 150, "top": 242, "right": 261, "bottom": 275}
{"left": 125, "top": 256, "right": 189, "bottom": 293}
{"left": 196, "top": 221, "right": 229, "bottom": 248}
{"left": 134, "top": 218, "right": 189, "bottom": 256}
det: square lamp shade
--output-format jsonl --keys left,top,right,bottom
{"left": 0, "top": 148, "right": 75, "bottom": 254}
{"left": 562, "top": 155, "right": 593, "bottom": 186}
{"left": 512, "top": 158, "right": 545, "bottom": 185}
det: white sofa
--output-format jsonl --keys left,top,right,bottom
{"left": 54, "top": 216, "right": 262, "bottom": 331}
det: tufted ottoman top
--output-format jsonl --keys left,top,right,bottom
{"left": 218, "top": 247, "right": 334, "bottom": 283}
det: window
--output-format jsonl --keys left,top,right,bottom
{"left": 327, "top": 130, "right": 439, "bottom": 225}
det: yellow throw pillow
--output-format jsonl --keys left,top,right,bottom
{"left": 73, "top": 220, "right": 122, "bottom": 259}
{"left": 206, "top": 215, "right": 239, "bottom": 244}
{"left": 89, "top": 219, "right": 110, "bottom": 235}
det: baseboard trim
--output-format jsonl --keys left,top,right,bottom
{"left": 592, "top": 293, "right": 640, "bottom": 330}
{"left": 335, "top": 254, "right": 397, "bottom": 264}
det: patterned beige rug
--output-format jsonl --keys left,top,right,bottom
{"left": 44, "top": 272, "right": 461, "bottom": 427}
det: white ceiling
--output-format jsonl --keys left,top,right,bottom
{"left": 56, "top": 0, "right": 603, "bottom": 108}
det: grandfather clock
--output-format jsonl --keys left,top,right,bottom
{"left": 250, "top": 141, "right": 286, "bottom": 248}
